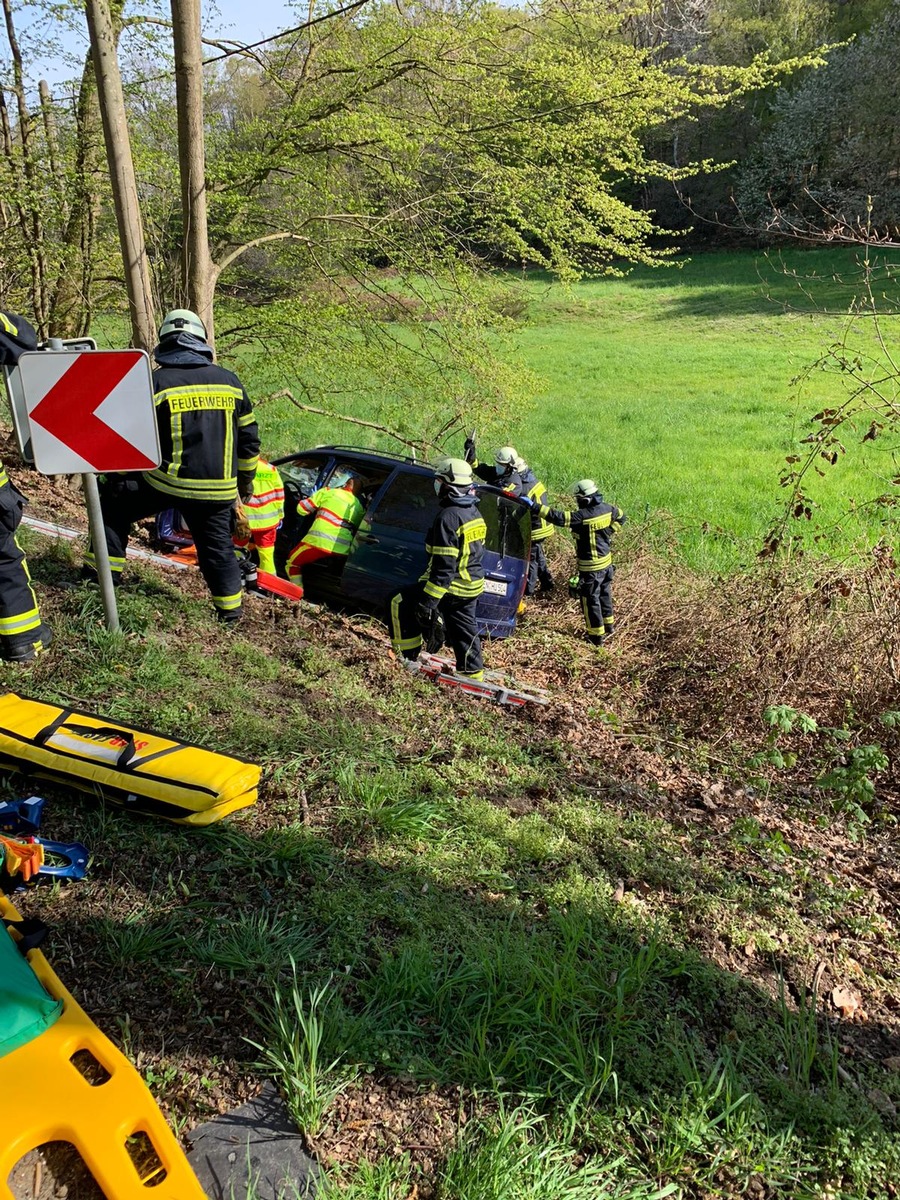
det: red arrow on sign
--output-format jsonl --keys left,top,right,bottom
{"left": 29, "top": 352, "right": 157, "bottom": 470}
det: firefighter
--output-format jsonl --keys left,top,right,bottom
{"left": 285, "top": 474, "right": 365, "bottom": 585}
{"left": 463, "top": 437, "right": 524, "bottom": 493}
{"left": 389, "top": 457, "right": 486, "bottom": 679}
{"left": 0, "top": 312, "right": 53, "bottom": 662}
{"left": 524, "top": 479, "right": 625, "bottom": 645}
{"left": 87, "top": 309, "right": 260, "bottom": 623}
{"left": 232, "top": 458, "right": 285, "bottom": 576}
{"left": 514, "top": 453, "right": 555, "bottom": 596}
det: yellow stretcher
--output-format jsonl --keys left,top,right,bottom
{"left": 0, "top": 894, "right": 206, "bottom": 1199}
{"left": 0, "top": 691, "right": 259, "bottom": 826}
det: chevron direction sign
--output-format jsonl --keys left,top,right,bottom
{"left": 18, "top": 349, "right": 160, "bottom": 475}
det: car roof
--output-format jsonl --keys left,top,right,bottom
{"left": 274, "top": 445, "right": 434, "bottom": 477}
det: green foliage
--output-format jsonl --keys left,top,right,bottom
{"left": 737, "top": 2, "right": 900, "bottom": 230}
{"left": 817, "top": 744, "right": 888, "bottom": 824}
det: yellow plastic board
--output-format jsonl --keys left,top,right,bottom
{"left": 0, "top": 895, "right": 206, "bottom": 1199}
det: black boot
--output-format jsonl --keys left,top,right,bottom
{"left": 0, "top": 623, "right": 53, "bottom": 663}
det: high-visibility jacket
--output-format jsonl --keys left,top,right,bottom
{"left": 144, "top": 337, "right": 260, "bottom": 504}
{"left": 517, "top": 465, "right": 554, "bottom": 543}
{"left": 244, "top": 460, "right": 284, "bottom": 532}
{"left": 420, "top": 493, "right": 486, "bottom": 601}
{"left": 295, "top": 486, "right": 365, "bottom": 556}
{"left": 539, "top": 496, "right": 625, "bottom": 572}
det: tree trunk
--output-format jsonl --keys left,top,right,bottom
{"left": 47, "top": 52, "right": 105, "bottom": 338}
{"left": 84, "top": 0, "right": 156, "bottom": 351}
{"left": 1, "top": 0, "right": 49, "bottom": 332}
{"left": 171, "top": 0, "right": 215, "bottom": 346}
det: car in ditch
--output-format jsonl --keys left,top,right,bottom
{"left": 271, "top": 445, "right": 530, "bottom": 639}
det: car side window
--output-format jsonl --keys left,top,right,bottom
{"left": 369, "top": 472, "right": 435, "bottom": 534}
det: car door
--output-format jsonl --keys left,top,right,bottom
{"left": 341, "top": 469, "right": 435, "bottom": 608}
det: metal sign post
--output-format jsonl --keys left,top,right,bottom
{"left": 81, "top": 471, "right": 121, "bottom": 632}
{"left": 7, "top": 341, "right": 160, "bottom": 633}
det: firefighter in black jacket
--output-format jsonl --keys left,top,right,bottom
{"left": 0, "top": 312, "right": 53, "bottom": 662}
{"left": 389, "top": 457, "right": 487, "bottom": 678}
{"left": 88, "top": 309, "right": 260, "bottom": 623}
{"left": 526, "top": 479, "right": 625, "bottom": 645}
{"left": 463, "top": 438, "right": 524, "bottom": 494}
{"left": 514, "top": 453, "right": 555, "bottom": 596}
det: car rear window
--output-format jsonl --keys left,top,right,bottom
{"left": 480, "top": 493, "right": 528, "bottom": 560}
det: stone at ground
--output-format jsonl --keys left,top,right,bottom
{"left": 186, "top": 1084, "right": 317, "bottom": 1200}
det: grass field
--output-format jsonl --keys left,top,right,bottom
{"left": 11, "top": 541, "right": 900, "bottom": 1200}
{"left": 246, "top": 247, "right": 900, "bottom": 573}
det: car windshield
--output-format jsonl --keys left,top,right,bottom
{"left": 278, "top": 456, "right": 326, "bottom": 496}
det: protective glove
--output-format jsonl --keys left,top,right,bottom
{"left": 518, "top": 495, "right": 537, "bottom": 510}
{"left": 416, "top": 601, "right": 438, "bottom": 630}
{"left": 463, "top": 437, "right": 477, "bottom": 464}
{"left": 237, "top": 473, "right": 256, "bottom": 504}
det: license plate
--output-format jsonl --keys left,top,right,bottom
{"left": 483, "top": 578, "right": 508, "bottom": 596}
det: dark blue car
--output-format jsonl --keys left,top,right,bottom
{"left": 273, "top": 446, "right": 530, "bottom": 639}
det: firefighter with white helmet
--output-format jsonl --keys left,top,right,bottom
{"left": 389, "top": 457, "right": 487, "bottom": 678}
{"left": 524, "top": 478, "right": 625, "bottom": 645}
{"left": 86, "top": 309, "right": 260, "bottom": 623}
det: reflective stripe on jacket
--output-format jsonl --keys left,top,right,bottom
{"left": 420, "top": 495, "right": 486, "bottom": 601}
{"left": 144, "top": 342, "right": 260, "bottom": 504}
{"left": 517, "top": 466, "right": 553, "bottom": 543}
{"left": 244, "top": 461, "right": 285, "bottom": 530}
{"left": 295, "top": 486, "right": 364, "bottom": 555}
{"left": 540, "top": 498, "right": 625, "bottom": 572}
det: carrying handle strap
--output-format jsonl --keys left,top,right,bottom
{"left": 2, "top": 915, "right": 48, "bottom": 956}
{"left": 34, "top": 707, "right": 72, "bottom": 747}
{"left": 35, "top": 710, "right": 143, "bottom": 772}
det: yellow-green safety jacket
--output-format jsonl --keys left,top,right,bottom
{"left": 295, "top": 486, "right": 365, "bottom": 555}
{"left": 244, "top": 460, "right": 285, "bottom": 531}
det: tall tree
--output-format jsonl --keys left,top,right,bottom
{"left": 171, "top": 0, "right": 214, "bottom": 341}
{"left": 85, "top": 0, "right": 156, "bottom": 349}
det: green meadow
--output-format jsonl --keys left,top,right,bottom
{"left": 511, "top": 249, "right": 898, "bottom": 571}
{"left": 244, "top": 247, "right": 899, "bottom": 573}
{"left": 84, "top": 247, "right": 900, "bottom": 572}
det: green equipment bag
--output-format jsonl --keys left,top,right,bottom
{"left": 0, "top": 916, "right": 62, "bottom": 1059}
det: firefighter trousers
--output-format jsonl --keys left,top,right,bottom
{"left": 579, "top": 566, "right": 614, "bottom": 643}
{"left": 526, "top": 542, "right": 554, "bottom": 595}
{"left": 389, "top": 584, "right": 484, "bottom": 678}
{"left": 0, "top": 480, "right": 46, "bottom": 657}
{"left": 88, "top": 475, "right": 243, "bottom": 620}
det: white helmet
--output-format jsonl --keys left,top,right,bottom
{"left": 159, "top": 308, "right": 207, "bottom": 341}
{"left": 495, "top": 446, "right": 518, "bottom": 473}
{"left": 573, "top": 479, "right": 599, "bottom": 503}
{"left": 433, "top": 457, "right": 474, "bottom": 487}
{"left": 514, "top": 455, "right": 528, "bottom": 474}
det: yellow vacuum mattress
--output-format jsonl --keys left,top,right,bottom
{"left": 0, "top": 692, "right": 258, "bottom": 825}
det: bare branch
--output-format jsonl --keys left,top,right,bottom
{"left": 214, "top": 231, "right": 312, "bottom": 277}
{"left": 263, "top": 389, "right": 428, "bottom": 454}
